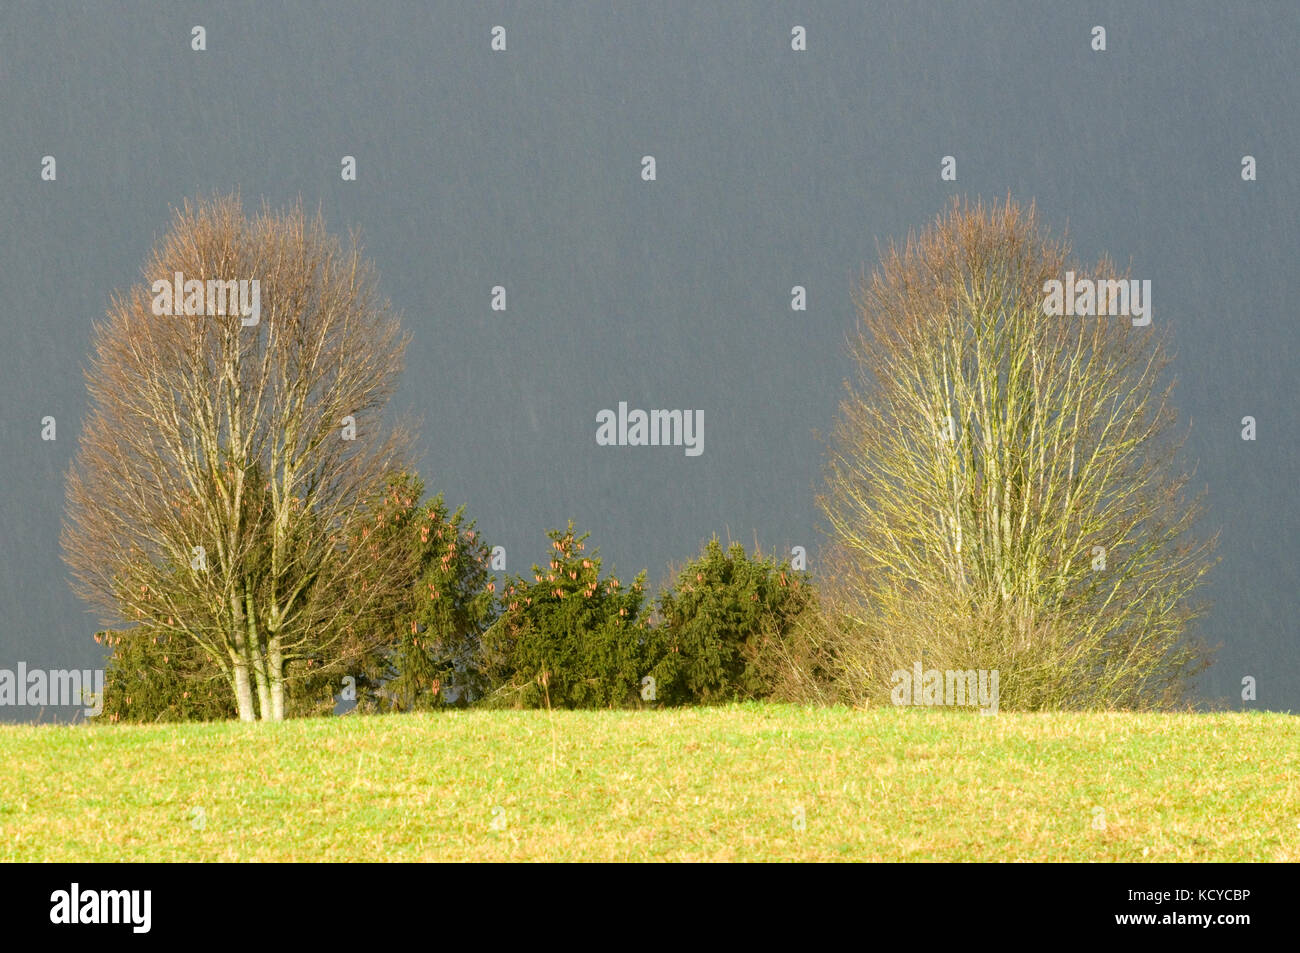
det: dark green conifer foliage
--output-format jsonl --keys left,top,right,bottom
{"left": 479, "top": 522, "right": 650, "bottom": 708}
{"left": 653, "top": 538, "right": 813, "bottom": 703}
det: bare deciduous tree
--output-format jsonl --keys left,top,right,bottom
{"left": 819, "top": 197, "right": 1217, "bottom": 709}
{"left": 63, "top": 194, "right": 417, "bottom": 721}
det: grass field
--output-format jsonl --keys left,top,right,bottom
{"left": 1, "top": 704, "right": 1295, "bottom": 862}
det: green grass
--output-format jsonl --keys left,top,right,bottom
{"left": 1, "top": 705, "right": 1295, "bottom": 861}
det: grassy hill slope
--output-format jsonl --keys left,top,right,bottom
{"left": 1, "top": 705, "right": 1294, "bottom": 861}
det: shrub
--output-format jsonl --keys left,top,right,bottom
{"left": 478, "top": 523, "right": 651, "bottom": 708}
{"left": 382, "top": 493, "right": 498, "bottom": 709}
{"left": 98, "top": 624, "right": 357, "bottom": 721}
{"left": 98, "top": 626, "right": 237, "bottom": 723}
{"left": 652, "top": 538, "right": 814, "bottom": 704}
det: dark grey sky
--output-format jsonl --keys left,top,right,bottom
{"left": 2, "top": 1, "right": 1296, "bottom": 719}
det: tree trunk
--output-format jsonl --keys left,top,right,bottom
{"left": 249, "top": 636, "right": 273, "bottom": 721}
{"left": 252, "top": 656, "right": 273, "bottom": 720}
{"left": 268, "top": 634, "right": 285, "bottom": 720}
{"left": 230, "top": 592, "right": 261, "bottom": 721}
{"left": 230, "top": 648, "right": 256, "bottom": 721}
{"left": 244, "top": 589, "right": 279, "bottom": 721}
